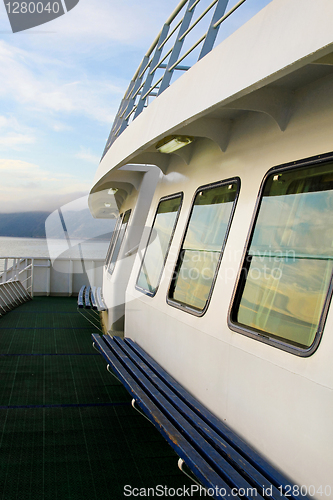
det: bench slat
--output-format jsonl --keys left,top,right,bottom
{"left": 111, "top": 336, "right": 281, "bottom": 500}
{"left": 93, "top": 334, "right": 304, "bottom": 500}
{"left": 124, "top": 338, "right": 297, "bottom": 500}
{"left": 105, "top": 336, "right": 258, "bottom": 499}
{"left": 78, "top": 285, "right": 85, "bottom": 308}
{"left": 92, "top": 334, "right": 232, "bottom": 498}
{"left": 96, "top": 287, "right": 107, "bottom": 311}
{"left": 84, "top": 286, "right": 91, "bottom": 309}
{"left": 90, "top": 286, "right": 98, "bottom": 310}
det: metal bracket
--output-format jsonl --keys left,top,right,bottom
{"left": 77, "top": 307, "right": 103, "bottom": 332}
{"left": 177, "top": 458, "right": 203, "bottom": 488}
{"left": 180, "top": 118, "right": 232, "bottom": 152}
{"left": 131, "top": 152, "right": 170, "bottom": 174}
{"left": 106, "top": 364, "right": 121, "bottom": 382}
{"left": 131, "top": 399, "right": 154, "bottom": 424}
{"left": 226, "top": 87, "right": 295, "bottom": 131}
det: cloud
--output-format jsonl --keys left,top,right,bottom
{"left": 52, "top": 122, "right": 73, "bottom": 132}
{"left": 0, "top": 40, "right": 123, "bottom": 123}
{"left": 0, "top": 114, "right": 36, "bottom": 150}
{"left": 0, "top": 0, "right": 184, "bottom": 216}
{"left": 0, "top": 116, "right": 10, "bottom": 128}
{"left": 12, "top": 0, "right": 182, "bottom": 50}
{"left": 0, "top": 133, "right": 35, "bottom": 148}
{"left": 0, "top": 159, "right": 90, "bottom": 212}
{"left": 0, "top": 0, "right": 184, "bottom": 132}
{"left": 75, "top": 148, "right": 100, "bottom": 164}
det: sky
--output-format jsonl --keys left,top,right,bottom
{"left": 0, "top": 0, "right": 272, "bottom": 214}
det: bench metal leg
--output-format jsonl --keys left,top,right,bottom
{"left": 92, "top": 341, "right": 101, "bottom": 353}
{"left": 77, "top": 307, "right": 103, "bottom": 332}
{"left": 106, "top": 363, "right": 121, "bottom": 383}
{"left": 131, "top": 399, "right": 155, "bottom": 425}
{"left": 178, "top": 458, "right": 203, "bottom": 488}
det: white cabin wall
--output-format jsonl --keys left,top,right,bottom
{"left": 103, "top": 165, "right": 161, "bottom": 332}
{"left": 92, "top": 0, "right": 333, "bottom": 188}
{"left": 102, "top": 187, "right": 137, "bottom": 331}
{"left": 124, "top": 74, "right": 333, "bottom": 493}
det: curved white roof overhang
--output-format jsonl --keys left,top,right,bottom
{"left": 89, "top": 0, "right": 333, "bottom": 215}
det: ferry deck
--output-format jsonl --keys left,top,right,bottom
{"left": 0, "top": 295, "right": 197, "bottom": 499}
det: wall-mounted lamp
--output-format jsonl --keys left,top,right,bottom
{"left": 156, "top": 135, "right": 193, "bottom": 154}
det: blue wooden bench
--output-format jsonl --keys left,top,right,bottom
{"left": 92, "top": 334, "right": 303, "bottom": 500}
{"left": 78, "top": 285, "right": 106, "bottom": 312}
{"left": 78, "top": 286, "right": 106, "bottom": 331}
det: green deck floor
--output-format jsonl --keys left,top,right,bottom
{"left": 0, "top": 297, "right": 197, "bottom": 499}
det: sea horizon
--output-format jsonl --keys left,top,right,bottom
{"left": 0, "top": 235, "right": 110, "bottom": 260}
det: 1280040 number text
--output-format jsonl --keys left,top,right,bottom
{"left": 5, "top": 2, "right": 60, "bottom": 14}
{"left": 279, "top": 485, "right": 332, "bottom": 497}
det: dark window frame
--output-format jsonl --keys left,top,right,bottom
{"left": 135, "top": 192, "right": 183, "bottom": 297}
{"left": 167, "top": 177, "right": 241, "bottom": 317}
{"left": 107, "top": 209, "right": 131, "bottom": 275}
{"left": 228, "top": 152, "right": 333, "bottom": 357}
{"left": 105, "top": 213, "right": 122, "bottom": 268}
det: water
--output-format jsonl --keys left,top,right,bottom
{"left": 0, "top": 236, "right": 110, "bottom": 272}
{"left": 0, "top": 236, "right": 50, "bottom": 258}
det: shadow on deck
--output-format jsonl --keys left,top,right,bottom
{"left": 0, "top": 297, "right": 196, "bottom": 499}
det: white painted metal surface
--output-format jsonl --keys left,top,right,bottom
{"left": 91, "top": 0, "right": 333, "bottom": 199}
{"left": 0, "top": 280, "right": 31, "bottom": 315}
{"left": 89, "top": 0, "right": 333, "bottom": 495}
{"left": 0, "top": 257, "right": 104, "bottom": 296}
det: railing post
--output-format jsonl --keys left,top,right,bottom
{"left": 13, "top": 258, "right": 17, "bottom": 280}
{"left": 198, "top": 0, "right": 229, "bottom": 60}
{"left": 91, "top": 260, "right": 95, "bottom": 287}
{"left": 134, "top": 23, "right": 170, "bottom": 119}
{"left": 47, "top": 259, "right": 51, "bottom": 296}
{"left": 4, "top": 258, "right": 8, "bottom": 282}
{"left": 69, "top": 259, "right": 73, "bottom": 296}
{"left": 157, "top": 0, "right": 197, "bottom": 96}
{"left": 31, "top": 258, "right": 34, "bottom": 298}
{"left": 102, "top": 86, "right": 133, "bottom": 155}
{"left": 103, "top": 56, "right": 150, "bottom": 153}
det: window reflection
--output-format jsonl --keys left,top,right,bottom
{"left": 105, "top": 214, "right": 122, "bottom": 267}
{"left": 136, "top": 194, "right": 182, "bottom": 295}
{"left": 108, "top": 210, "right": 131, "bottom": 274}
{"left": 169, "top": 181, "right": 239, "bottom": 312}
{"left": 235, "top": 162, "right": 333, "bottom": 349}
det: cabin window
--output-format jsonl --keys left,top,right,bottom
{"left": 230, "top": 159, "right": 333, "bottom": 355}
{"left": 105, "top": 214, "right": 122, "bottom": 267}
{"left": 107, "top": 209, "right": 131, "bottom": 274}
{"left": 168, "top": 179, "right": 239, "bottom": 314}
{"left": 136, "top": 193, "right": 183, "bottom": 296}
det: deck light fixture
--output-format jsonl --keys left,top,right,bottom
{"left": 156, "top": 135, "right": 193, "bottom": 154}
{"left": 108, "top": 188, "right": 118, "bottom": 195}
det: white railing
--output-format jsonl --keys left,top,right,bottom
{"left": 0, "top": 257, "right": 105, "bottom": 297}
{"left": 103, "top": 0, "right": 249, "bottom": 155}
{"left": 0, "top": 257, "right": 33, "bottom": 295}
{"left": 0, "top": 280, "right": 32, "bottom": 317}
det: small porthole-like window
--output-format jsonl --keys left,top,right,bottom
{"left": 168, "top": 179, "right": 240, "bottom": 315}
{"left": 136, "top": 193, "right": 183, "bottom": 296}
{"left": 107, "top": 209, "right": 131, "bottom": 275}
{"left": 105, "top": 214, "right": 122, "bottom": 267}
{"left": 230, "top": 158, "right": 333, "bottom": 355}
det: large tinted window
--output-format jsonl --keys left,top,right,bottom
{"left": 168, "top": 180, "right": 239, "bottom": 314}
{"left": 136, "top": 194, "right": 182, "bottom": 295}
{"left": 231, "top": 160, "right": 333, "bottom": 353}
{"left": 107, "top": 210, "right": 131, "bottom": 274}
